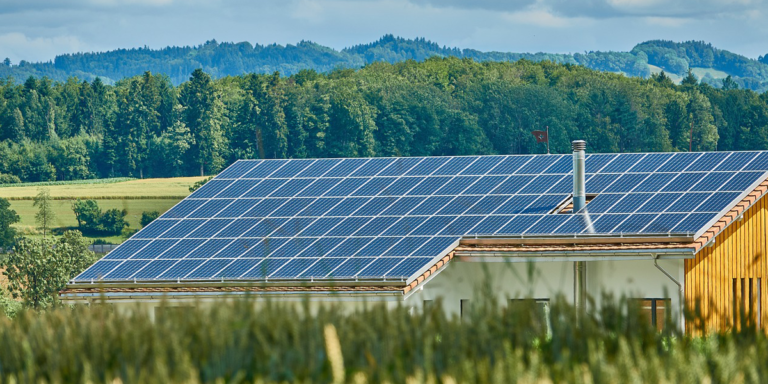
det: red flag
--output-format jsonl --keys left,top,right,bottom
{"left": 532, "top": 130, "right": 548, "bottom": 143}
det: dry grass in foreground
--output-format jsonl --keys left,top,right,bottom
{"left": 0, "top": 294, "right": 765, "bottom": 384}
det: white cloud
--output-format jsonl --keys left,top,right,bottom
{"left": 0, "top": 32, "right": 88, "bottom": 62}
{"left": 502, "top": 8, "right": 581, "bottom": 28}
{"left": 643, "top": 16, "right": 689, "bottom": 27}
{"left": 291, "top": 0, "right": 327, "bottom": 23}
{"left": 0, "top": 0, "right": 765, "bottom": 64}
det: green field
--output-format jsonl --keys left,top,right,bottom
{"left": 0, "top": 176, "right": 204, "bottom": 200}
{"left": 1, "top": 177, "right": 206, "bottom": 244}
{"left": 648, "top": 64, "right": 683, "bottom": 83}
{"left": 691, "top": 67, "right": 730, "bottom": 80}
{"left": 647, "top": 64, "right": 730, "bottom": 84}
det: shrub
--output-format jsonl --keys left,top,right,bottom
{"left": 99, "top": 208, "right": 129, "bottom": 234}
{"left": 71, "top": 199, "right": 129, "bottom": 235}
{"left": 0, "top": 294, "right": 21, "bottom": 319}
{"left": 140, "top": 211, "right": 161, "bottom": 227}
{"left": 71, "top": 199, "right": 100, "bottom": 229}
{"left": 189, "top": 176, "right": 213, "bottom": 193}
{"left": 1, "top": 231, "right": 96, "bottom": 309}
{"left": 0, "top": 173, "right": 21, "bottom": 185}
{"left": 0, "top": 177, "right": 134, "bottom": 189}
{"left": 91, "top": 238, "right": 111, "bottom": 245}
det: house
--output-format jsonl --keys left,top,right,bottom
{"left": 61, "top": 142, "right": 768, "bottom": 332}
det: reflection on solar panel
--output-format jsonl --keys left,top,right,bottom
{"left": 75, "top": 152, "right": 768, "bottom": 284}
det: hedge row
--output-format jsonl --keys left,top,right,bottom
{"left": 0, "top": 177, "right": 136, "bottom": 188}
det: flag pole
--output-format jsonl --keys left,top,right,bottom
{"left": 546, "top": 126, "right": 550, "bottom": 154}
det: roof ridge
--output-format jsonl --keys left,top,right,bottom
{"left": 693, "top": 178, "right": 768, "bottom": 251}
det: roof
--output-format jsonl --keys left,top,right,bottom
{"left": 64, "top": 173, "right": 768, "bottom": 300}
{"left": 68, "top": 151, "right": 768, "bottom": 296}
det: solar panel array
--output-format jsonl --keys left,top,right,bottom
{"left": 75, "top": 151, "right": 768, "bottom": 283}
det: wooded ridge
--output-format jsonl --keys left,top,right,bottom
{"left": 1, "top": 57, "right": 767, "bottom": 183}
{"left": 2, "top": 36, "right": 768, "bottom": 91}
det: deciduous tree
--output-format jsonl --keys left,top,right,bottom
{"left": 2, "top": 231, "right": 96, "bottom": 309}
{"left": 33, "top": 187, "right": 55, "bottom": 238}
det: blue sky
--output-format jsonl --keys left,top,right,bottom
{"left": 0, "top": 0, "right": 766, "bottom": 63}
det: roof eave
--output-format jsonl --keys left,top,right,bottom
{"left": 454, "top": 248, "right": 695, "bottom": 262}
{"left": 60, "top": 289, "right": 404, "bottom": 304}
{"left": 460, "top": 233, "right": 695, "bottom": 246}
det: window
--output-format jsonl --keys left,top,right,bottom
{"left": 509, "top": 299, "right": 551, "bottom": 334}
{"left": 733, "top": 277, "right": 763, "bottom": 328}
{"left": 554, "top": 194, "right": 598, "bottom": 214}
{"left": 759, "top": 278, "right": 762, "bottom": 329}
{"left": 634, "top": 298, "right": 670, "bottom": 331}
{"left": 460, "top": 299, "right": 470, "bottom": 319}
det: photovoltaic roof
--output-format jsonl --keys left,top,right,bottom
{"left": 74, "top": 151, "right": 768, "bottom": 284}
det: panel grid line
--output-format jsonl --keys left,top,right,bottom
{"left": 75, "top": 152, "right": 768, "bottom": 283}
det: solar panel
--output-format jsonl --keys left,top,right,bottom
{"left": 590, "top": 214, "right": 629, "bottom": 233}
{"left": 658, "top": 153, "right": 702, "bottom": 172}
{"left": 628, "top": 153, "right": 672, "bottom": 173}
{"left": 324, "top": 158, "right": 367, "bottom": 177}
{"left": 435, "top": 156, "right": 478, "bottom": 175}
{"left": 75, "top": 152, "right": 768, "bottom": 284}
{"left": 585, "top": 154, "right": 616, "bottom": 173}
{"left": 296, "top": 158, "right": 342, "bottom": 177}
{"left": 461, "top": 156, "right": 504, "bottom": 175}
{"left": 216, "top": 179, "right": 260, "bottom": 198}
{"left": 487, "top": 156, "right": 532, "bottom": 175}
{"left": 603, "top": 174, "right": 649, "bottom": 193}
{"left": 585, "top": 174, "right": 620, "bottom": 193}
{"left": 243, "top": 160, "right": 288, "bottom": 178}
{"left": 601, "top": 153, "right": 644, "bottom": 173}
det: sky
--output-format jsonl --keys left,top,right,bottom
{"left": 0, "top": 0, "right": 766, "bottom": 63}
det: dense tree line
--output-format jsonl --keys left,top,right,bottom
{"left": 1, "top": 58, "right": 767, "bottom": 182}
{"left": 2, "top": 36, "right": 767, "bottom": 91}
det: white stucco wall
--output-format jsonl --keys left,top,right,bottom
{"left": 404, "top": 258, "right": 685, "bottom": 323}
{"left": 87, "top": 258, "right": 685, "bottom": 328}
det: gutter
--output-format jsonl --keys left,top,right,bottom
{"left": 653, "top": 254, "right": 685, "bottom": 330}
{"left": 460, "top": 233, "right": 694, "bottom": 246}
{"left": 60, "top": 289, "right": 404, "bottom": 304}
{"left": 454, "top": 248, "right": 695, "bottom": 262}
{"left": 65, "top": 278, "right": 406, "bottom": 291}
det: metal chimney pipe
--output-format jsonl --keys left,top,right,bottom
{"left": 572, "top": 140, "right": 586, "bottom": 212}
{"left": 572, "top": 140, "right": 587, "bottom": 316}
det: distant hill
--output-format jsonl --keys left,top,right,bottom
{"left": 1, "top": 35, "right": 767, "bottom": 92}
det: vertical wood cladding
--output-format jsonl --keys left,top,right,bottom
{"left": 686, "top": 194, "right": 766, "bottom": 333}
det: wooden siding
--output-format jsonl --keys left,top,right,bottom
{"left": 686, "top": 194, "right": 767, "bottom": 333}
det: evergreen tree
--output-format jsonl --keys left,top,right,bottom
{"left": 722, "top": 75, "right": 739, "bottom": 90}
{"left": 681, "top": 70, "right": 698, "bottom": 87}
{"left": 180, "top": 69, "right": 227, "bottom": 175}
{"left": 9, "top": 108, "right": 24, "bottom": 140}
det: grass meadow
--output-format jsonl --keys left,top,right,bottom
{"left": 0, "top": 177, "right": 205, "bottom": 244}
{"left": 0, "top": 294, "right": 765, "bottom": 384}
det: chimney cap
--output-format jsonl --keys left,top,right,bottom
{"left": 572, "top": 140, "right": 586, "bottom": 152}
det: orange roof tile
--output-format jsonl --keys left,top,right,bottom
{"left": 692, "top": 178, "right": 768, "bottom": 252}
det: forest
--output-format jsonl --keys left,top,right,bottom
{"left": 1, "top": 36, "right": 768, "bottom": 91}
{"left": 1, "top": 57, "right": 768, "bottom": 183}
